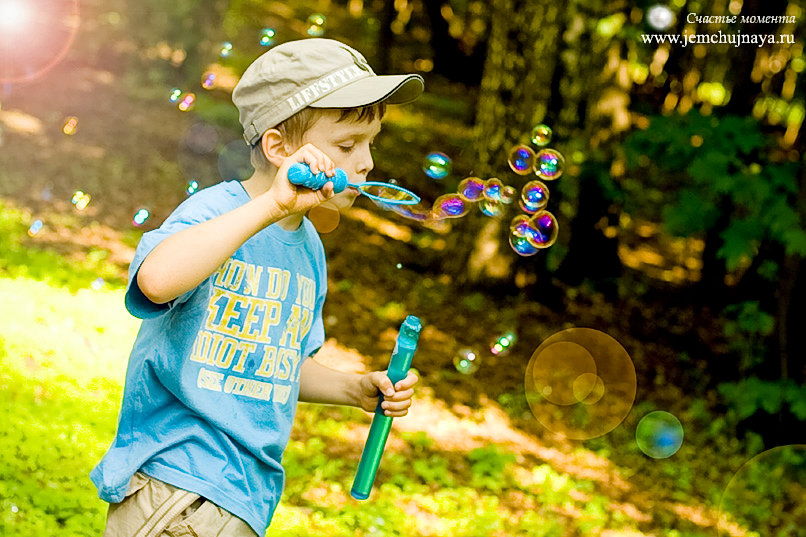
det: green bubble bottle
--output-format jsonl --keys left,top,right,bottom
{"left": 350, "top": 315, "right": 422, "bottom": 500}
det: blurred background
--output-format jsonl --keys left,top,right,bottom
{"left": 1, "top": 0, "right": 805, "bottom": 535}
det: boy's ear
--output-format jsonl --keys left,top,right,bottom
{"left": 260, "top": 129, "right": 294, "bottom": 167}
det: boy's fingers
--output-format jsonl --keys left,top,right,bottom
{"left": 395, "top": 372, "right": 419, "bottom": 391}
{"left": 386, "top": 388, "right": 414, "bottom": 402}
{"left": 372, "top": 372, "right": 395, "bottom": 397}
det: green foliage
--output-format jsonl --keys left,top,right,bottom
{"left": 722, "top": 301, "right": 776, "bottom": 370}
{"left": 467, "top": 445, "right": 516, "bottom": 492}
{"left": 718, "top": 377, "right": 806, "bottom": 421}
{"left": 623, "top": 111, "right": 803, "bottom": 270}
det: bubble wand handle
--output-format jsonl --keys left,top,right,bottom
{"left": 351, "top": 315, "right": 422, "bottom": 500}
{"left": 287, "top": 162, "right": 349, "bottom": 193}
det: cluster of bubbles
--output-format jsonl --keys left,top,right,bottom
{"left": 504, "top": 126, "right": 565, "bottom": 257}
{"left": 259, "top": 28, "right": 276, "bottom": 47}
{"left": 383, "top": 125, "right": 565, "bottom": 257}
{"left": 169, "top": 88, "right": 196, "bottom": 112}
{"left": 452, "top": 331, "right": 517, "bottom": 374}
{"left": 306, "top": 14, "right": 327, "bottom": 37}
{"left": 219, "top": 41, "right": 233, "bottom": 58}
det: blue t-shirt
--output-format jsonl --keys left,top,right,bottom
{"left": 91, "top": 181, "right": 327, "bottom": 537}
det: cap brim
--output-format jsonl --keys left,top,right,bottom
{"left": 308, "top": 74, "right": 424, "bottom": 109}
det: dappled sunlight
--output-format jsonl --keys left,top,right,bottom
{"left": 617, "top": 216, "right": 704, "bottom": 284}
{"left": 0, "top": 108, "right": 44, "bottom": 136}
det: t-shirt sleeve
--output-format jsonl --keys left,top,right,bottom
{"left": 125, "top": 188, "right": 234, "bottom": 319}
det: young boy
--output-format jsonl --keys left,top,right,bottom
{"left": 91, "top": 38, "right": 424, "bottom": 537}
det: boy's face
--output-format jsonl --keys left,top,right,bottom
{"left": 298, "top": 110, "right": 382, "bottom": 210}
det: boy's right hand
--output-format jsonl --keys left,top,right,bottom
{"left": 268, "top": 143, "right": 338, "bottom": 216}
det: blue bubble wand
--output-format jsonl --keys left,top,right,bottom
{"left": 287, "top": 162, "right": 421, "bottom": 205}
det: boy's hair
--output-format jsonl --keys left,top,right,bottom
{"left": 250, "top": 103, "right": 386, "bottom": 172}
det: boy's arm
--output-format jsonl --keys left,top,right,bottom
{"left": 298, "top": 357, "right": 417, "bottom": 417}
{"left": 138, "top": 145, "right": 335, "bottom": 304}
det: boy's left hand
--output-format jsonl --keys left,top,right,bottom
{"left": 357, "top": 371, "right": 418, "bottom": 417}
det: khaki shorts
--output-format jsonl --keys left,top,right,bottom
{"left": 102, "top": 472, "right": 257, "bottom": 537}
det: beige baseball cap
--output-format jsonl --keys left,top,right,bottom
{"left": 232, "top": 38, "right": 424, "bottom": 146}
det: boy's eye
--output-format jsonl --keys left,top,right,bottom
{"left": 338, "top": 145, "right": 354, "bottom": 152}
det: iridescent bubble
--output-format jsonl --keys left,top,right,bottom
{"left": 635, "top": 411, "right": 684, "bottom": 459}
{"left": 132, "top": 208, "right": 150, "bottom": 227}
{"left": 62, "top": 116, "right": 78, "bottom": 135}
{"left": 169, "top": 88, "right": 183, "bottom": 104}
{"left": 306, "top": 14, "right": 327, "bottom": 37}
{"left": 483, "top": 178, "right": 503, "bottom": 201}
{"left": 71, "top": 190, "right": 91, "bottom": 211}
{"left": 509, "top": 216, "right": 540, "bottom": 256}
{"left": 507, "top": 144, "right": 535, "bottom": 175}
{"left": 457, "top": 176, "right": 485, "bottom": 202}
{"left": 525, "top": 328, "right": 637, "bottom": 440}
{"left": 178, "top": 93, "right": 196, "bottom": 112}
{"left": 530, "top": 124, "right": 552, "bottom": 147}
{"left": 500, "top": 185, "right": 517, "bottom": 205}
{"left": 490, "top": 331, "right": 517, "bottom": 356}
{"left": 526, "top": 210, "right": 559, "bottom": 249}
{"left": 479, "top": 198, "right": 504, "bottom": 218}
{"left": 259, "top": 28, "right": 276, "bottom": 46}
{"left": 718, "top": 445, "right": 806, "bottom": 537}
{"left": 90, "top": 277, "right": 105, "bottom": 290}
{"left": 308, "top": 200, "right": 341, "bottom": 234}
{"left": 379, "top": 201, "right": 433, "bottom": 222}
{"left": 432, "top": 194, "right": 470, "bottom": 219}
{"left": 534, "top": 149, "right": 565, "bottom": 180}
{"left": 201, "top": 72, "right": 216, "bottom": 89}
{"left": 186, "top": 180, "right": 199, "bottom": 195}
{"left": 453, "top": 348, "right": 480, "bottom": 374}
{"left": 27, "top": 219, "right": 43, "bottom": 237}
{"left": 521, "top": 180, "right": 549, "bottom": 213}
{"left": 219, "top": 41, "right": 233, "bottom": 58}
{"left": 422, "top": 152, "right": 452, "bottom": 180}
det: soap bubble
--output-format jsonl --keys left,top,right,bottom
{"left": 306, "top": 14, "right": 326, "bottom": 36}
{"left": 169, "top": 88, "right": 183, "bottom": 103}
{"left": 453, "top": 348, "right": 480, "bottom": 374}
{"left": 432, "top": 194, "right": 470, "bottom": 219}
{"left": 635, "top": 411, "right": 684, "bottom": 459}
{"left": 62, "top": 116, "right": 78, "bottom": 135}
{"left": 534, "top": 149, "right": 565, "bottom": 180}
{"left": 530, "top": 124, "right": 552, "bottom": 147}
{"left": 219, "top": 42, "right": 233, "bottom": 58}
{"left": 490, "top": 331, "right": 517, "bottom": 356}
{"left": 218, "top": 140, "right": 253, "bottom": 181}
{"left": 259, "top": 28, "right": 276, "bottom": 46}
{"left": 71, "top": 190, "right": 91, "bottom": 211}
{"left": 483, "top": 178, "right": 503, "bottom": 201}
{"left": 178, "top": 93, "right": 196, "bottom": 112}
{"left": 507, "top": 144, "right": 536, "bottom": 175}
{"left": 457, "top": 176, "right": 485, "bottom": 202}
{"left": 201, "top": 72, "right": 216, "bottom": 89}
{"left": 132, "top": 208, "right": 150, "bottom": 227}
{"left": 509, "top": 216, "right": 540, "bottom": 256}
{"left": 90, "top": 277, "right": 105, "bottom": 290}
{"left": 28, "top": 219, "right": 43, "bottom": 237}
{"left": 186, "top": 180, "right": 199, "bottom": 195}
{"left": 646, "top": 5, "right": 675, "bottom": 31}
{"left": 479, "top": 198, "right": 504, "bottom": 217}
{"left": 500, "top": 185, "right": 517, "bottom": 205}
{"left": 526, "top": 210, "right": 558, "bottom": 249}
{"left": 422, "top": 152, "right": 452, "bottom": 179}
{"left": 521, "top": 180, "right": 550, "bottom": 213}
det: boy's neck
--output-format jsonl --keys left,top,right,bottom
{"left": 241, "top": 170, "right": 304, "bottom": 231}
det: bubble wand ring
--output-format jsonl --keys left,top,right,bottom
{"left": 351, "top": 315, "right": 422, "bottom": 500}
{"left": 288, "top": 163, "right": 421, "bottom": 205}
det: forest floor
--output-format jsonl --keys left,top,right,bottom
{"left": 0, "top": 15, "right": 792, "bottom": 537}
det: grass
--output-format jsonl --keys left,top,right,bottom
{"left": 0, "top": 196, "right": 728, "bottom": 537}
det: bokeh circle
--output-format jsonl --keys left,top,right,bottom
{"left": 717, "top": 444, "right": 806, "bottom": 536}
{"left": 635, "top": 411, "right": 684, "bottom": 459}
{"left": 525, "top": 328, "right": 637, "bottom": 440}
